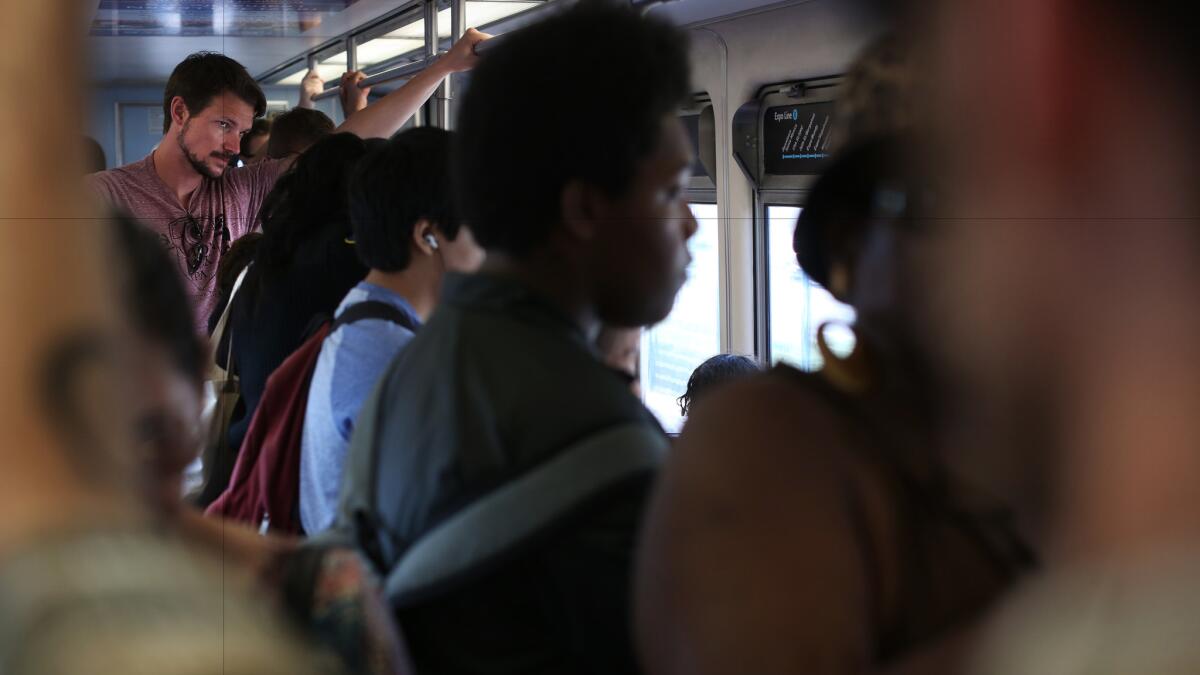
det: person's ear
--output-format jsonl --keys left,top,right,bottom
{"left": 169, "top": 96, "right": 191, "bottom": 132}
{"left": 411, "top": 219, "right": 437, "bottom": 256}
{"left": 560, "top": 179, "right": 602, "bottom": 243}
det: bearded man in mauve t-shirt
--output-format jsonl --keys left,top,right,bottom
{"left": 88, "top": 35, "right": 488, "bottom": 334}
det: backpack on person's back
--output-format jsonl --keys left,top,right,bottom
{"left": 207, "top": 301, "right": 415, "bottom": 534}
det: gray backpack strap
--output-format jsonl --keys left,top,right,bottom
{"left": 383, "top": 423, "right": 668, "bottom": 606}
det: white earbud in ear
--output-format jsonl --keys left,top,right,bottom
{"left": 424, "top": 233, "right": 439, "bottom": 250}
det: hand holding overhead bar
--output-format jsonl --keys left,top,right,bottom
{"left": 312, "top": 28, "right": 491, "bottom": 103}
{"left": 472, "top": 34, "right": 501, "bottom": 56}
{"left": 338, "top": 70, "right": 371, "bottom": 119}
{"left": 298, "top": 68, "right": 325, "bottom": 109}
{"left": 327, "top": 27, "right": 491, "bottom": 139}
{"left": 444, "top": 26, "right": 491, "bottom": 71}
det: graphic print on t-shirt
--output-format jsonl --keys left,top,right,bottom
{"left": 164, "top": 213, "right": 230, "bottom": 281}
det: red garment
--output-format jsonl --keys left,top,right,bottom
{"left": 207, "top": 323, "right": 331, "bottom": 534}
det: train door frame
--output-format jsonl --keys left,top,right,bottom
{"left": 113, "top": 101, "right": 163, "bottom": 167}
{"left": 734, "top": 76, "right": 841, "bottom": 364}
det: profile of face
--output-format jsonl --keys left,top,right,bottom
{"left": 587, "top": 114, "right": 698, "bottom": 327}
{"left": 127, "top": 338, "right": 203, "bottom": 514}
{"left": 172, "top": 91, "right": 256, "bottom": 179}
{"left": 842, "top": 219, "right": 934, "bottom": 346}
{"left": 241, "top": 132, "right": 270, "bottom": 165}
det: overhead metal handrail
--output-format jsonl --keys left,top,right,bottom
{"left": 310, "top": 54, "right": 444, "bottom": 102}
{"left": 307, "top": 0, "right": 592, "bottom": 104}
{"left": 311, "top": 87, "right": 341, "bottom": 103}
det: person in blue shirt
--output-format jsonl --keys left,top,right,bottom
{"left": 299, "top": 127, "right": 484, "bottom": 535}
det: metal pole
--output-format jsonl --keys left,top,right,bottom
{"left": 451, "top": 0, "right": 464, "bottom": 41}
{"left": 468, "top": 0, "right": 571, "bottom": 58}
{"left": 311, "top": 88, "right": 341, "bottom": 103}
{"left": 345, "top": 35, "right": 357, "bottom": 74}
{"left": 310, "top": 54, "right": 446, "bottom": 101}
{"left": 425, "top": 0, "right": 442, "bottom": 128}
{"left": 343, "top": 35, "right": 358, "bottom": 121}
{"left": 113, "top": 102, "right": 125, "bottom": 166}
{"left": 446, "top": 0, "right": 467, "bottom": 129}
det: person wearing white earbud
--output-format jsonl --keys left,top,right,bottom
{"left": 299, "top": 127, "right": 484, "bottom": 535}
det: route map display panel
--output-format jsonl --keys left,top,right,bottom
{"left": 92, "top": 0, "right": 362, "bottom": 37}
{"left": 763, "top": 101, "right": 835, "bottom": 175}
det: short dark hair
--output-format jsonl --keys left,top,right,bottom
{"left": 454, "top": 3, "right": 690, "bottom": 257}
{"left": 240, "top": 118, "right": 272, "bottom": 158}
{"left": 267, "top": 107, "right": 335, "bottom": 159}
{"left": 162, "top": 52, "right": 266, "bottom": 135}
{"left": 110, "top": 212, "right": 206, "bottom": 381}
{"left": 350, "top": 127, "right": 460, "bottom": 273}
{"left": 678, "top": 354, "right": 761, "bottom": 416}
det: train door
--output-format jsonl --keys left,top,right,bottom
{"left": 736, "top": 77, "right": 856, "bottom": 370}
{"left": 114, "top": 102, "right": 162, "bottom": 167}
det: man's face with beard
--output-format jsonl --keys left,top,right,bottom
{"left": 172, "top": 91, "right": 256, "bottom": 179}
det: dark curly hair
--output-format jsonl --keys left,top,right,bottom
{"left": 678, "top": 354, "right": 761, "bottom": 417}
{"left": 253, "top": 132, "right": 384, "bottom": 275}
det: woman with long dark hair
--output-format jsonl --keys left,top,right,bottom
{"left": 198, "top": 132, "right": 383, "bottom": 507}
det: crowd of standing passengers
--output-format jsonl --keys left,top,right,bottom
{"left": 3, "top": 0, "right": 1200, "bottom": 673}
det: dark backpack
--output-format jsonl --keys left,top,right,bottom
{"left": 207, "top": 301, "right": 416, "bottom": 535}
{"left": 329, "top": 395, "right": 669, "bottom": 607}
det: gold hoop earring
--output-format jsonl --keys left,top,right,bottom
{"left": 817, "top": 321, "right": 872, "bottom": 395}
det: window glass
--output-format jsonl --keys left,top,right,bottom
{"left": 356, "top": 19, "right": 425, "bottom": 72}
{"left": 430, "top": 2, "right": 543, "bottom": 39}
{"left": 640, "top": 203, "right": 721, "bottom": 433}
{"left": 357, "top": 2, "right": 543, "bottom": 72}
{"left": 767, "top": 205, "right": 856, "bottom": 370}
{"left": 271, "top": 65, "right": 307, "bottom": 86}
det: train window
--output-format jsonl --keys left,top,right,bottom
{"left": 274, "top": 50, "right": 349, "bottom": 85}
{"left": 767, "top": 205, "right": 856, "bottom": 370}
{"left": 431, "top": 2, "right": 544, "bottom": 36}
{"left": 356, "top": 18, "right": 426, "bottom": 73}
{"left": 272, "top": 65, "right": 308, "bottom": 86}
{"left": 640, "top": 202, "right": 721, "bottom": 433}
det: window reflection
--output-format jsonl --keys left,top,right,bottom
{"left": 640, "top": 203, "right": 721, "bottom": 433}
